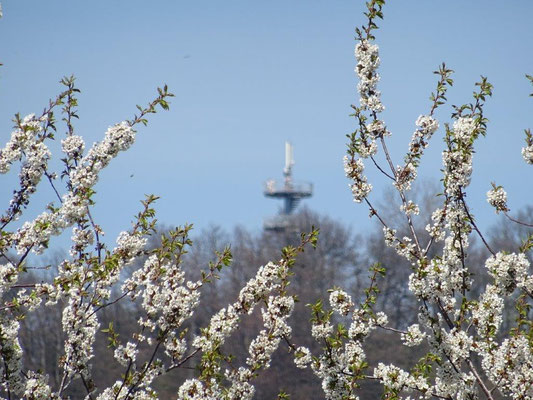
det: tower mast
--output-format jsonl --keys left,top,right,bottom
{"left": 263, "top": 142, "right": 313, "bottom": 231}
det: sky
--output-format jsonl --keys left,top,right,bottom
{"left": 1, "top": 1, "right": 532, "bottom": 251}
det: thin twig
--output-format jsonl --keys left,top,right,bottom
{"left": 466, "top": 359, "right": 495, "bottom": 400}
{"left": 45, "top": 171, "right": 63, "bottom": 203}
{"left": 370, "top": 155, "right": 395, "bottom": 180}
{"left": 504, "top": 211, "right": 533, "bottom": 228}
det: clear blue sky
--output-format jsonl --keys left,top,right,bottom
{"left": 1, "top": 1, "right": 532, "bottom": 250}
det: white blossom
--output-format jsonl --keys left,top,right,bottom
{"left": 401, "top": 324, "right": 425, "bottom": 347}
{"left": 23, "top": 372, "right": 52, "bottom": 400}
{"left": 485, "top": 251, "right": 531, "bottom": 294}
{"left": 311, "top": 321, "right": 334, "bottom": 340}
{"left": 61, "top": 295, "right": 99, "bottom": 379}
{"left": 344, "top": 155, "right": 372, "bottom": 202}
{"left": 487, "top": 185, "right": 508, "bottom": 213}
{"left": 472, "top": 284, "right": 504, "bottom": 338}
{"left": 294, "top": 346, "right": 312, "bottom": 369}
{"left": 0, "top": 316, "right": 24, "bottom": 395}
{"left": 114, "top": 342, "right": 138, "bottom": 367}
{"left": 329, "top": 289, "right": 353, "bottom": 316}
{"left": 522, "top": 143, "right": 533, "bottom": 164}
{"left": 415, "top": 115, "right": 439, "bottom": 135}
{"left": 61, "top": 134, "right": 85, "bottom": 158}
{"left": 400, "top": 200, "right": 420, "bottom": 216}
{"left": 177, "top": 379, "right": 209, "bottom": 400}
{"left": 355, "top": 40, "right": 384, "bottom": 113}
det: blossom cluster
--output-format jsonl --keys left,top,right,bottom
{"left": 374, "top": 363, "right": 430, "bottom": 397}
{"left": 396, "top": 115, "right": 439, "bottom": 191}
{"left": 443, "top": 117, "right": 476, "bottom": 197}
{"left": 61, "top": 134, "right": 85, "bottom": 158}
{"left": 401, "top": 324, "right": 425, "bottom": 347}
{"left": 523, "top": 144, "right": 533, "bottom": 164}
{"left": 61, "top": 296, "right": 99, "bottom": 380}
{"left": 329, "top": 289, "right": 354, "bottom": 316}
{"left": 0, "top": 316, "right": 24, "bottom": 395}
{"left": 0, "top": 114, "right": 51, "bottom": 225}
{"left": 10, "top": 121, "right": 137, "bottom": 257}
{"left": 0, "top": 114, "right": 48, "bottom": 174}
{"left": 400, "top": 200, "right": 420, "bottom": 216}
{"left": 485, "top": 251, "right": 532, "bottom": 294}
{"left": 383, "top": 227, "right": 417, "bottom": 261}
{"left": 293, "top": 291, "right": 390, "bottom": 400}
{"left": 481, "top": 335, "right": 533, "bottom": 399}
{"left": 355, "top": 40, "right": 383, "bottom": 113}
{"left": 192, "top": 261, "right": 284, "bottom": 353}
{"left": 487, "top": 184, "right": 509, "bottom": 213}
{"left": 175, "top": 261, "right": 292, "bottom": 399}
{"left": 222, "top": 294, "right": 295, "bottom": 400}
{"left": 70, "top": 122, "right": 135, "bottom": 190}
{"left": 521, "top": 129, "right": 533, "bottom": 164}
{"left": 343, "top": 155, "right": 372, "bottom": 203}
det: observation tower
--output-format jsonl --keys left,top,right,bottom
{"left": 263, "top": 142, "right": 313, "bottom": 231}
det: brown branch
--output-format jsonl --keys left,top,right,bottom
{"left": 466, "top": 359, "right": 495, "bottom": 400}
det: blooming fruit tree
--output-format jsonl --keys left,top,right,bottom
{"left": 1, "top": 1, "right": 533, "bottom": 399}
